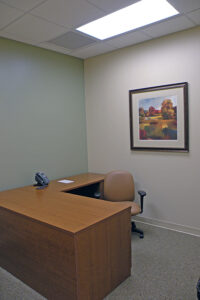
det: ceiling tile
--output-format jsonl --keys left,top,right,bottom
{"left": 71, "top": 42, "right": 117, "bottom": 59}
{"left": 3, "top": 14, "right": 68, "bottom": 43}
{"left": 142, "top": 16, "right": 195, "bottom": 38}
{"left": 87, "top": 0, "right": 139, "bottom": 13}
{"left": 0, "top": 0, "right": 199, "bottom": 59}
{"left": 31, "top": 0, "right": 105, "bottom": 28}
{"left": 168, "top": 0, "right": 200, "bottom": 13}
{"left": 106, "top": 30, "right": 152, "bottom": 48}
{"left": 0, "top": 2, "right": 24, "bottom": 29}
{"left": 0, "top": 30, "right": 37, "bottom": 45}
{"left": 48, "top": 31, "right": 97, "bottom": 50}
{"left": 0, "top": 0, "right": 47, "bottom": 12}
{"left": 187, "top": 9, "right": 200, "bottom": 25}
{"left": 38, "top": 42, "right": 73, "bottom": 55}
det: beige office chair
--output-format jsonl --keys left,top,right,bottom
{"left": 102, "top": 170, "right": 146, "bottom": 238}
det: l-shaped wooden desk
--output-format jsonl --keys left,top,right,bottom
{"left": 0, "top": 173, "right": 131, "bottom": 300}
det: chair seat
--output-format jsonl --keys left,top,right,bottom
{"left": 122, "top": 201, "right": 141, "bottom": 216}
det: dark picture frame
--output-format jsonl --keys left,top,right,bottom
{"left": 129, "top": 82, "right": 189, "bottom": 152}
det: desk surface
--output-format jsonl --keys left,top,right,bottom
{"left": 0, "top": 173, "right": 131, "bottom": 234}
{"left": 0, "top": 172, "right": 131, "bottom": 299}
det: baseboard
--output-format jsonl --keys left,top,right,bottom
{"left": 133, "top": 216, "right": 200, "bottom": 237}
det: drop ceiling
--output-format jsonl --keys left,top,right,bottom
{"left": 0, "top": 0, "right": 200, "bottom": 59}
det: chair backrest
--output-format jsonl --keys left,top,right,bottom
{"left": 104, "top": 170, "right": 135, "bottom": 202}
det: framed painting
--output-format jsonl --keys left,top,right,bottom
{"left": 129, "top": 82, "right": 189, "bottom": 152}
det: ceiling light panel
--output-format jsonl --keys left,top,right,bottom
{"left": 77, "top": 0, "right": 179, "bottom": 40}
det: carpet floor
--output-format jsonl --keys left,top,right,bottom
{"left": 0, "top": 223, "right": 200, "bottom": 300}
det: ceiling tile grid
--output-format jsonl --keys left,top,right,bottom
{"left": 168, "top": 0, "right": 200, "bottom": 14}
{"left": 187, "top": 9, "right": 200, "bottom": 25}
{"left": 0, "top": 0, "right": 47, "bottom": 12}
{"left": 106, "top": 30, "right": 152, "bottom": 48}
{"left": 48, "top": 31, "right": 97, "bottom": 50}
{"left": 1, "top": 14, "right": 68, "bottom": 44}
{"left": 0, "top": 30, "right": 38, "bottom": 46}
{"left": 38, "top": 41, "right": 73, "bottom": 55}
{"left": 142, "top": 15, "right": 196, "bottom": 38}
{"left": 30, "top": 0, "right": 105, "bottom": 28}
{"left": 0, "top": 0, "right": 199, "bottom": 58}
{"left": 0, "top": 1, "right": 24, "bottom": 29}
{"left": 71, "top": 42, "right": 117, "bottom": 59}
{"left": 86, "top": 0, "right": 139, "bottom": 13}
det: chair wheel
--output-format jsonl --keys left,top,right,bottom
{"left": 139, "top": 234, "right": 144, "bottom": 239}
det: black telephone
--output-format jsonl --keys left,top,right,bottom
{"left": 34, "top": 172, "right": 49, "bottom": 189}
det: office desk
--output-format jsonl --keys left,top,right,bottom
{"left": 0, "top": 173, "right": 131, "bottom": 300}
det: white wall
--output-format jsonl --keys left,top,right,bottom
{"left": 84, "top": 26, "right": 200, "bottom": 231}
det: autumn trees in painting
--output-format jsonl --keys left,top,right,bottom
{"left": 161, "top": 99, "right": 176, "bottom": 120}
{"left": 139, "top": 97, "right": 177, "bottom": 140}
{"left": 129, "top": 82, "right": 188, "bottom": 151}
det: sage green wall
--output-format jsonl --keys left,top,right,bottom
{"left": 0, "top": 38, "right": 87, "bottom": 191}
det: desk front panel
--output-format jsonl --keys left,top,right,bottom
{"left": 0, "top": 207, "right": 77, "bottom": 300}
{"left": 75, "top": 208, "right": 131, "bottom": 300}
{"left": 0, "top": 205, "right": 131, "bottom": 300}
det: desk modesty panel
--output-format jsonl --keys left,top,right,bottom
{"left": 0, "top": 173, "right": 132, "bottom": 300}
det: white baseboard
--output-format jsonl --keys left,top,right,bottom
{"left": 133, "top": 216, "right": 200, "bottom": 237}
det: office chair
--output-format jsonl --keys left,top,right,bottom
{"left": 197, "top": 278, "right": 200, "bottom": 300}
{"left": 102, "top": 170, "right": 146, "bottom": 238}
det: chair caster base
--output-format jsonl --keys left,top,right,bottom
{"left": 131, "top": 222, "right": 144, "bottom": 238}
{"left": 139, "top": 233, "right": 144, "bottom": 239}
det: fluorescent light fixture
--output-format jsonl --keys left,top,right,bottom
{"left": 77, "top": 0, "right": 179, "bottom": 40}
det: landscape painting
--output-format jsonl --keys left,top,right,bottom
{"left": 139, "top": 95, "right": 177, "bottom": 140}
{"left": 129, "top": 82, "right": 189, "bottom": 152}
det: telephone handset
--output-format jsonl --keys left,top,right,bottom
{"left": 34, "top": 172, "right": 49, "bottom": 189}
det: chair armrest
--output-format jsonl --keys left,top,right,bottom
{"left": 197, "top": 278, "right": 200, "bottom": 299}
{"left": 94, "top": 192, "right": 101, "bottom": 199}
{"left": 138, "top": 190, "right": 146, "bottom": 197}
{"left": 137, "top": 190, "right": 146, "bottom": 214}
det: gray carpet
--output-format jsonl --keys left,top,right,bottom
{"left": 0, "top": 223, "right": 199, "bottom": 300}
